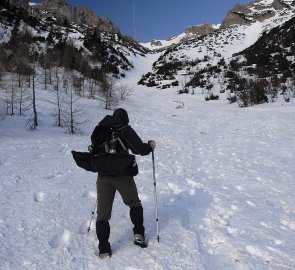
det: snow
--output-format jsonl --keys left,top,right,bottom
{"left": 1, "top": 50, "right": 295, "bottom": 269}
{"left": 141, "top": 33, "right": 188, "bottom": 50}
{"left": 0, "top": 23, "right": 12, "bottom": 44}
{"left": 29, "top": 2, "right": 41, "bottom": 6}
{"left": 255, "top": 0, "right": 275, "bottom": 6}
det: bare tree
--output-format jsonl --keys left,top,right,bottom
{"left": 8, "top": 76, "right": 17, "bottom": 115}
{"left": 17, "top": 74, "right": 31, "bottom": 116}
{"left": 88, "top": 78, "right": 95, "bottom": 99}
{"left": 73, "top": 75, "right": 84, "bottom": 97}
{"left": 117, "top": 83, "right": 132, "bottom": 101}
{"left": 62, "top": 71, "right": 86, "bottom": 134}
{"left": 40, "top": 54, "right": 52, "bottom": 90}
{"left": 46, "top": 67, "right": 65, "bottom": 127}
{"left": 98, "top": 74, "right": 118, "bottom": 110}
{"left": 26, "top": 51, "right": 39, "bottom": 130}
{"left": 0, "top": 75, "right": 25, "bottom": 117}
{"left": 0, "top": 70, "right": 7, "bottom": 119}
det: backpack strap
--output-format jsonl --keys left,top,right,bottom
{"left": 116, "top": 125, "right": 128, "bottom": 152}
{"left": 117, "top": 136, "right": 127, "bottom": 151}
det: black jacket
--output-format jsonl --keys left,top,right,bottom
{"left": 119, "top": 125, "right": 152, "bottom": 156}
{"left": 113, "top": 108, "right": 152, "bottom": 156}
{"left": 93, "top": 108, "right": 152, "bottom": 156}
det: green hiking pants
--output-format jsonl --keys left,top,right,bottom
{"left": 96, "top": 175, "right": 142, "bottom": 221}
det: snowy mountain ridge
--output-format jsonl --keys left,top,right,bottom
{"left": 0, "top": 0, "right": 148, "bottom": 80}
{"left": 141, "top": 0, "right": 294, "bottom": 51}
{"left": 9, "top": 0, "right": 119, "bottom": 33}
{"left": 138, "top": 0, "right": 295, "bottom": 101}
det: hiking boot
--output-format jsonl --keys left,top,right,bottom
{"left": 99, "top": 251, "right": 111, "bottom": 259}
{"left": 133, "top": 234, "right": 148, "bottom": 248}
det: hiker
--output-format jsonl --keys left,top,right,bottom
{"left": 92, "top": 108, "right": 156, "bottom": 258}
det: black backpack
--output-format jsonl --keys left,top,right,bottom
{"left": 90, "top": 124, "right": 125, "bottom": 155}
{"left": 71, "top": 116, "right": 138, "bottom": 176}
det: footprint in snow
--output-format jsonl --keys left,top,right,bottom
{"left": 50, "top": 229, "right": 71, "bottom": 248}
{"left": 45, "top": 175, "right": 55, "bottom": 180}
{"left": 82, "top": 191, "right": 96, "bottom": 199}
{"left": 34, "top": 192, "right": 45, "bottom": 202}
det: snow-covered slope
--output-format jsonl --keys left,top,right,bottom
{"left": 139, "top": 0, "right": 294, "bottom": 90}
{"left": 0, "top": 0, "right": 148, "bottom": 79}
{"left": 141, "top": 33, "right": 188, "bottom": 51}
{"left": 1, "top": 50, "right": 295, "bottom": 269}
{"left": 141, "top": 24, "right": 221, "bottom": 51}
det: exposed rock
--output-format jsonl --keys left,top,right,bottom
{"left": 185, "top": 23, "right": 216, "bottom": 37}
{"left": 75, "top": 7, "right": 100, "bottom": 26}
{"left": 220, "top": 4, "right": 252, "bottom": 29}
{"left": 255, "top": 10, "right": 275, "bottom": 22}
{"left": 30, "top": 0, "right": 119, "bottom": 33}
{"left": 250, "top": 0, "right": 286, "bottom": 10}
{"left": 220, "top": 0, "right": 293, "bottom": 29}
{"left": 8, "top": 0, "right": 29, "bottom": 9}
{"left": 150, "top": 40, "right": 162, "bottom": 47}
{"left": 271, "top": 0, "right": 288, "bottom": 10}
{"left": 97, "top": 16, "right": 119, "bottom": 33}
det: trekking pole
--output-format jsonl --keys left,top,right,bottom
{"left": 152, "top": 150, "right": 160, "bottom": 243}
{"left": 87, "top": 200, "right": 97, "bottom": 233}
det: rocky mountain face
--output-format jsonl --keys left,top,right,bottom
{"left": 138, "top": 0, "right": 294, "bottom": 106}
{"left": 1, "top": 0, "right": 294, "bottom": 108}
{"left": 7, "top": 0, "right": 119, "bottom": 33}
{"left": 220, "top": 0, "right": 292, "bottom": 28}
{"left": 7, "top": 0, "right": 28, "bottom": 9}
{"left": 185, "top": 23, "right": 216, "bottom": 37}
{"left": 217, "top": 15, "right": 295, "bottom": 107}
{"left": 143, "top": 0, "right": 294, "bottom": 50}
{"left": 0, "top": 0, "right": 147, "bottom": 81}
{"left": 142, "top": 23, "right": 219, "bottom": 50}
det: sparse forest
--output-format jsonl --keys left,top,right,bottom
{"left": 0, "top": 0, "right": 137, "bottom": 133}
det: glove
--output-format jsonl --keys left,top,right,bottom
{"left": 88, "top": 144, "right": 94, "bottom": 153}
{"left": 148, "top": 140, "right": 156, "bottom": 150}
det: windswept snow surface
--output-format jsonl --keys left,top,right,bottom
{"left": 1, "top": 53, "right": 295, "bottom": 270}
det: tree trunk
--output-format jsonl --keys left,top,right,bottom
{"left": 55, "top": 68, "right": 62, "bottom": 127}
{"left": 32, "top": 73, "right": 38, "bottom": 128}
{"left": 70, "top": 88, "right": 74, "bottom": 134}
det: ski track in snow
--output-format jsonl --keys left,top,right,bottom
{"left": 1, "top": 53, "right": 295, "bottom": 270}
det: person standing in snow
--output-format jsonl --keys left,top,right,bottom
{"left": 92, "top": 108, "right": 156, "bottom": 259}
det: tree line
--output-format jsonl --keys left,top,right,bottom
{"left": 0, "top": 34, "right": 131, "bottom": 133}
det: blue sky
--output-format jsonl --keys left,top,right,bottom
{"left": 35, "top": 0, "right": 251, "bottom": 42}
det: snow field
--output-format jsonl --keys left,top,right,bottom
{"left": 1, "top": 52, "right": 295, "bottom": 270}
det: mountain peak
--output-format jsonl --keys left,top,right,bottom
{"left": 220, "top": 0, "right": 293, "bottom": 29}
{"left": 28, "top": 0, "right": 119, "bottom": 33}
{"left": 43, "top": 0, "right": 67, "bottom": 5}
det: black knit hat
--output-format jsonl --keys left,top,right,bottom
{"left": 113, "top": 108, "right": 129, "bottom": 125}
